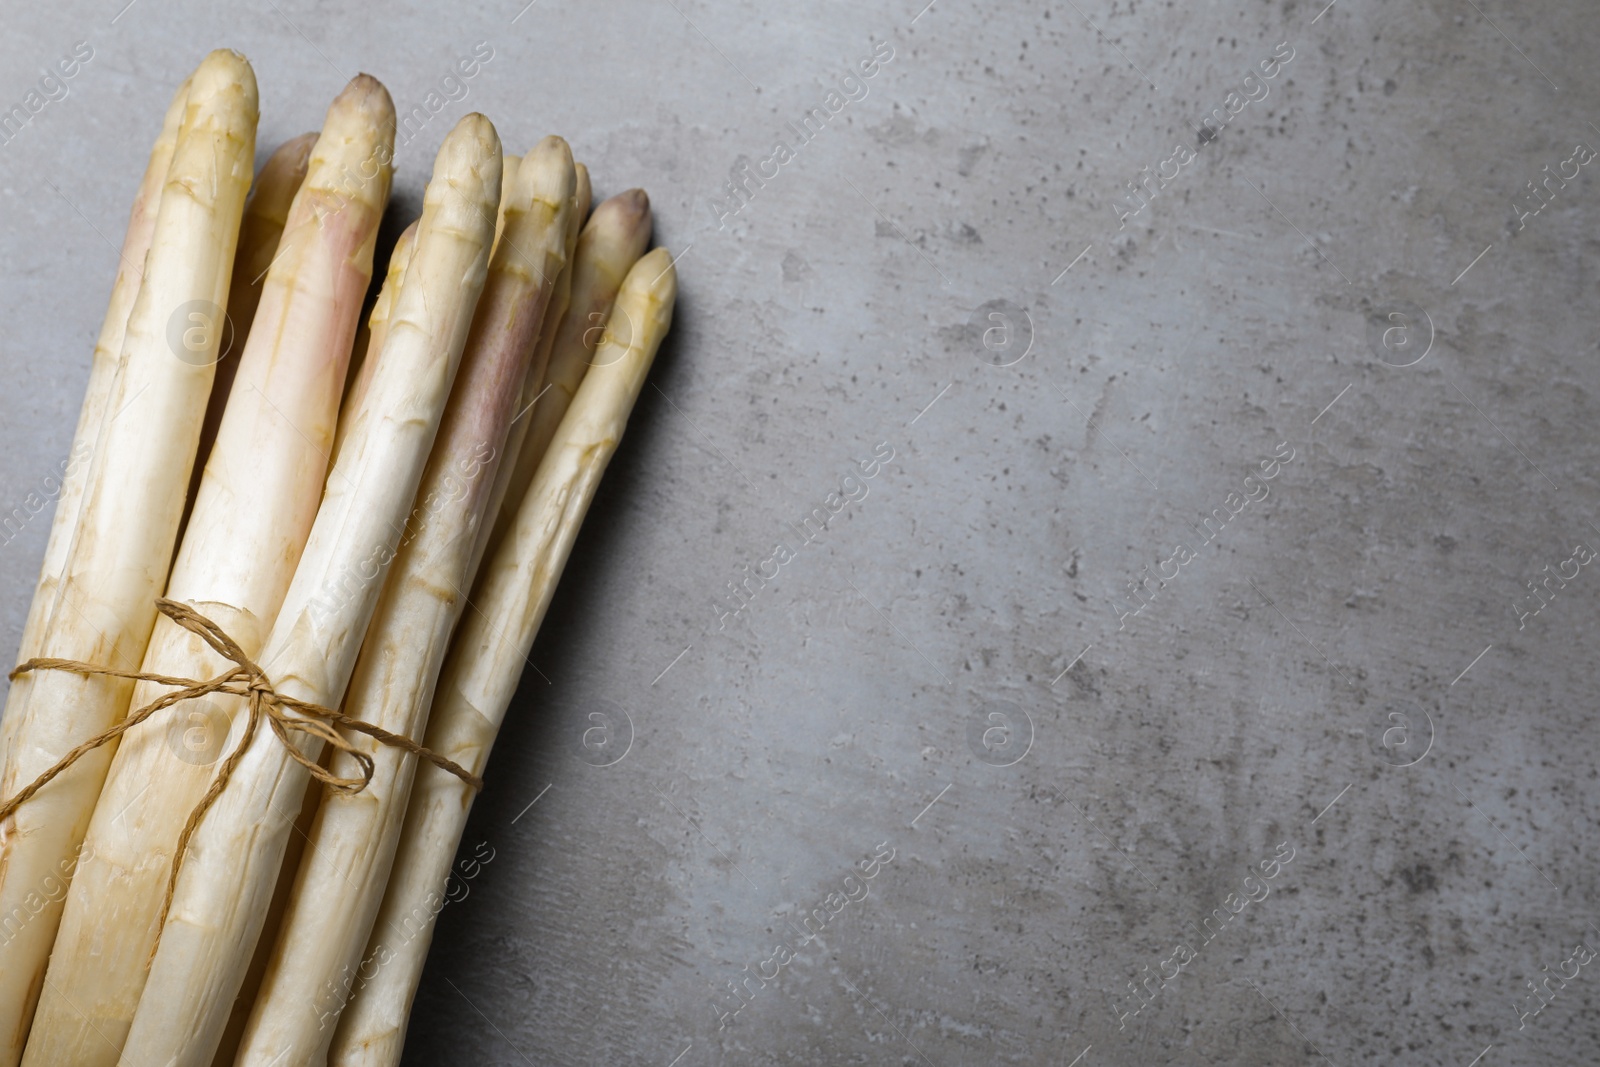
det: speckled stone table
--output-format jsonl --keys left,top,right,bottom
{"left": 2, "top": 1, "right": 1598, "bottom": 1063}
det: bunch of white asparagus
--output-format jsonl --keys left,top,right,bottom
{"left": 0, "top": 49, "right": 674, "bottom": 1067}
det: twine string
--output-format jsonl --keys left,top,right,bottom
{"left": 0, "top": 597, "right": 482, "bottom": 967}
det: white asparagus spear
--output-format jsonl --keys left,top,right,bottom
{"left": 20, "top": 75, "right": 395, "bottom": 1067}
{"left": 0, "top": 76, "right": 195, "bottom": 813}
{"left": 0, "top": 76, "right": 191, "bottom": 832}
{"left": 336, "top": 139, "right": 516, "bottom": 474}
{"left": 329, "top": 247, "right": 677, "bottom": 1067}
{"left": 117, "top": 113, "right": 502, "bottom": 1067}
{"left": 236, "top": 135, "right": 575, "bottom": 1066}
{"left": 529, "top": 160, "right": 590, "bottom": 396}
{"left": 343, "top": 139, "right": 514, "bottom": 434}
{"left": 182, "top": 131, "right": 317, "bottom": 527}
{"left": 207, "top": 766, "right": 324, "bottom": 1067}
{"left": 482, "top": 187, "right": 651, "bottom": 576}
{"left": 336, "top": 154, "right": 521, "bottom": 476}
{"left": 6, "top": 77, "right": 189, "bottom": 672}
{"left": 473, "top": 164, "right": 592, "bottom": 576}
{"left": 515, "top": 159, "right": 587, "bottom": 421}
{"left": 333, "top": 221, "right": 416, "bottom": 468}
{"left": 0, "top": 51, "right": 257, "bottom": 1066}
{"left": 338, "top": 154, "right": 511, "bottom": 447}
{"left": 339, "top": 153, "right": 537, "bottom": 524}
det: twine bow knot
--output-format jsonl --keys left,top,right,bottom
{"left": 0, "top": 597, "right": 481, "bottom": 962}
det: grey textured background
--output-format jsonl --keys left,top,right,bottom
{"left": 3, "top": 0, "right": 1599, "bottom": 1064}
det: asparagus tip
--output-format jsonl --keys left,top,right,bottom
{"left": 589, "top": 188, "right": 653, "bottom": 250}
{"left": 188, "top": 49, "right": 259, "bottom": 118}
{"left": 435, "top": 113, "right": 503, "bottom": 206}
{"left": 531, "top": 133, "right": 570, "bottom": 157}
{"left": 450, "top": 112, "right": 500, "bottom": 150}
{"left": 634, "top": 246, "right": 678, "bottom": 303}
{"left": 329, "top": 73, "right": 396, "bottom": 134}
{"left": 519, "top": 136, "right": 576, "bottom": 204}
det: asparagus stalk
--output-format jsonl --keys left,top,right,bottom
{"left": 0, "top": 75, "right": 191, "bottom": 823}
{"left": 0, "top": 75, "right": 189, "bottom": 791}
{"left": 208, "top": 766, "right": 325, "bottom": 1067}
{"left": 236, "top": 135, "right": 575, "bottom": 1065}
{"left": 333, "top": 221, "right": 416, "bottom": 468}
{"left": 336, "top": 150, "right": 517, "bottom": 470}
{"left": 118, "top": 113, "right": 502, "bottom": 1067}
{"left": 532, "top": 160, "right": 591, "bottom": 392}
{"left": 471, "top": 164, "right": 593, "bottom": 576}
{"left": 329, "top": 247, "right": 677, "bottom": 1067}
{"left": 183, "top": 132, "right": 317, "bottom": 525}
{"left": 483, "top": 188, "right": 652, "bottom": 574}
{"left": 20, "top": 75, "right": 394, "bottom": 1067}
{"left": 0, "top": 51, "right": 257, "bottom": 1066}
{"left": 514, "top": 159, "right": 587, "bottom": 421}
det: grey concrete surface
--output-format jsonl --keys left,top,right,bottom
{"left": 3, "top": 0, "right": 1599, "bottom": 1064}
